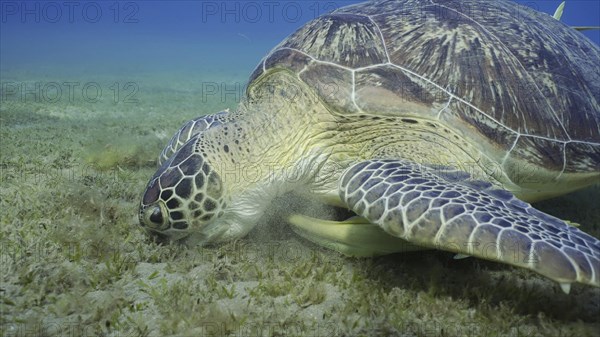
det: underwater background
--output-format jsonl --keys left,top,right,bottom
{"left": 2, "top": 1, "right": 599, "bottom": 85}
{"left": 1, "top": 1, "right": 599, "bottom": 336}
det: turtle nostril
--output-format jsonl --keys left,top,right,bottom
{"left": 149, "top": 206, "right": 163, "bottom": 225}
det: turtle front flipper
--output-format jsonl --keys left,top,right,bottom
{"left": 288, "top": 214, "right": 425, "bottom": 257}
{"left": 338, "top": 160, "right": 600, "bottom": 292}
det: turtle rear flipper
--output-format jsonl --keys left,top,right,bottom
{"left": 338, "top": 159, "right": 600, "bottom": 292}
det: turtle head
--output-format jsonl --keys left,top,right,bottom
{"left": 139, "top": 136, "right": 248, "bottom": 244}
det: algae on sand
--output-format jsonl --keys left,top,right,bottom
{"left": 85, "top": 132, "right": 162, "bottom": 171}
{"left": 1, "top": 72, "right": 600, "bottom": 337}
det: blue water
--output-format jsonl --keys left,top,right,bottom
{"left": 1, "top": 0, "right": 598, "bottom": 81}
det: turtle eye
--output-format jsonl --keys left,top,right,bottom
{"left": 141, "top": 203, "right": 169, "bottom": 231}
{"left": 149, "top": 206, "right": 163, "bottom": 224}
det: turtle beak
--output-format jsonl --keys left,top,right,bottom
{"left": 186, "top": 219, "right": 229, "bottom": 245}
{"left": 144, "top": 228, "right": 171, "bottom": 245}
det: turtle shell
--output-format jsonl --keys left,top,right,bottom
{"left": 248, "top": 0, "right": 600, "bottom": 175}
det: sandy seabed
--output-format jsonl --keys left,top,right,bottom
{"left": 1, "top": 70, "right": 599, "bottom": 337}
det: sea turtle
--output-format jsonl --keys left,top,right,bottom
{"left": 139, "top": 0, "right": 600, "bottom": 293}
